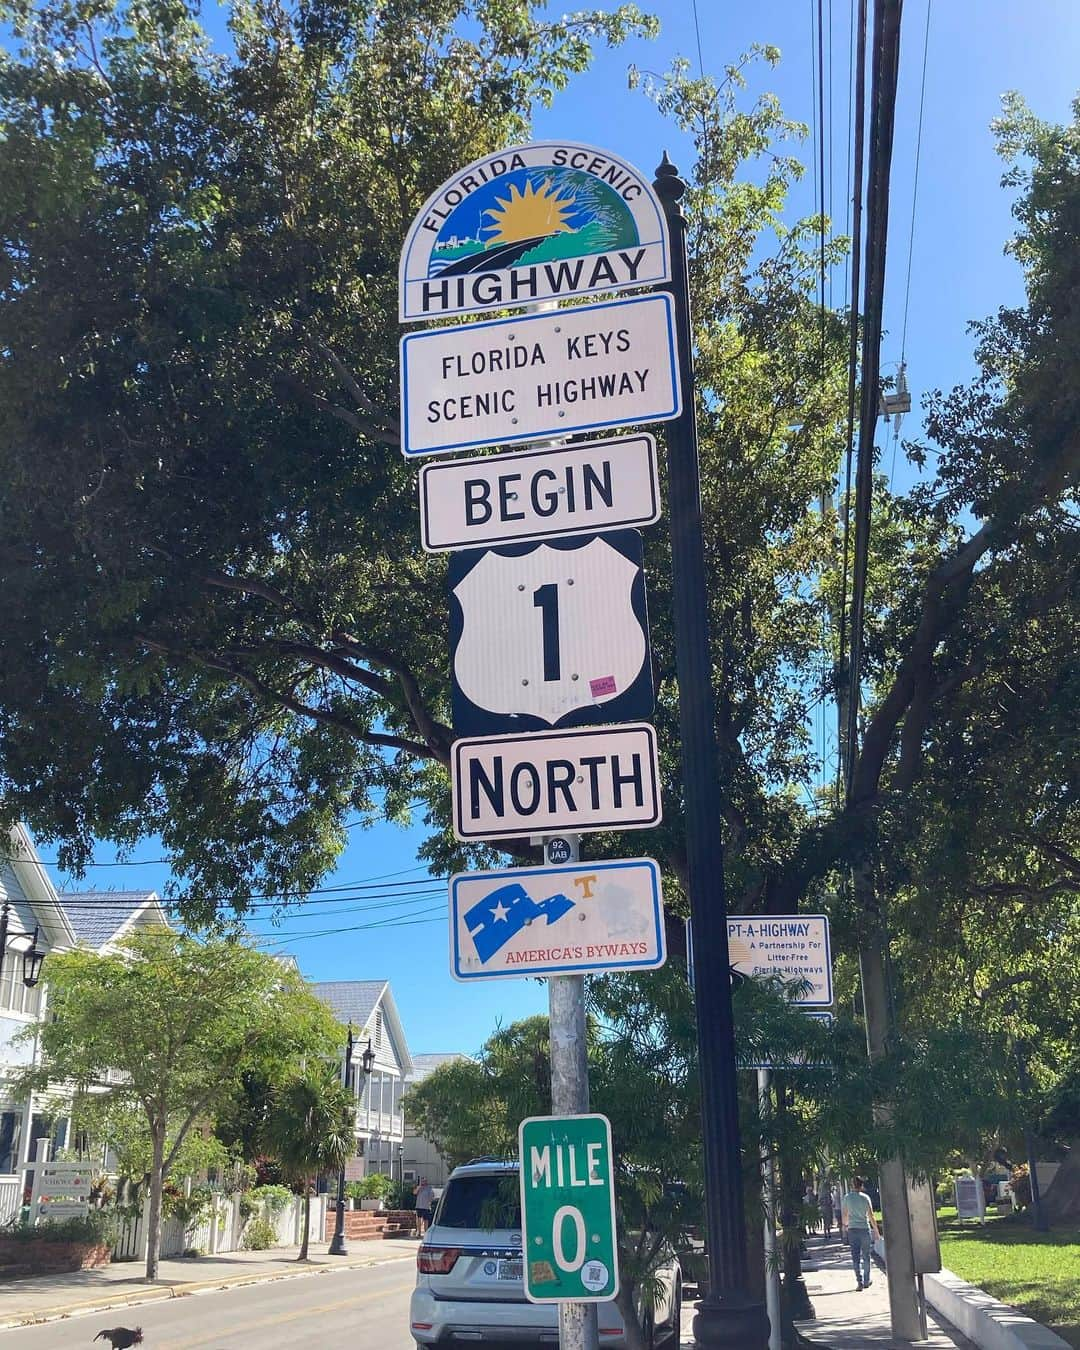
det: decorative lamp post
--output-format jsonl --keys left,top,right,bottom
{"left": 397, "top": 1142, "right": 404, "bottom": 1187}
{"left": 329, "top": 1029, "right": 376, "bottom": 1257}
{"left": 0, "top": 901, "right": 45, "bottom": 989}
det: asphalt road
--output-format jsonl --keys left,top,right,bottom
{"left": 0, "top": 1257, "right": 419, "bottom": 1350}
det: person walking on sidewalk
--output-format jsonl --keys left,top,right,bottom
{"left": 819, "top": 1182, "right": 835, "bottom": 1239}
{"left": 842, "top": 1177, "right": 879, "bottom": 1291}
{"left": 414, "top": 1178, "right": 435, "bottom": 1237}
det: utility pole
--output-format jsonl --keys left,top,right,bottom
{"left": 545, "top": 833, "right": 599, "bottom": 1350}
{"left": 654, "top": 154, "right": 770, "bottom": 1350}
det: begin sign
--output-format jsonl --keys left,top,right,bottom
{"left": 418, "top": 435, "right": 660, "bottom": 552}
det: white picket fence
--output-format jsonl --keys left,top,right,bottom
{"left": 0, "top": 1176, "right": 21, "bottom": 1224}
{"left": 112, "top": 1191, "right": 327, "bottom": 1261}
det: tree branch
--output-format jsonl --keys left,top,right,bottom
{"left": 138, "top": 636, "right": 434, "bottom": 758}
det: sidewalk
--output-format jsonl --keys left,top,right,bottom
{"left": 0, "top": 1237, "right": 419, "bottom": 1329}
{"left": 795, "top": 1236, "right": 975, "bottom": 1349}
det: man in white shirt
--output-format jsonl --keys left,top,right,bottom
{"left": 841, "top": 1177, "right": 880, "bottom": 1291}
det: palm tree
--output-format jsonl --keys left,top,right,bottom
{"left": 263, "top": 1066, "right": 355, "bottom": 1260}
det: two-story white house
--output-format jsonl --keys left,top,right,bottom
{"left": 0, "top": 824, "right": 168, "bottom": 1221}
{"left": 310, "top": 980, "right": 414, "bottom": 1177}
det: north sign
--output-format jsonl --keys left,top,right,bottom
{"left": 727, "top": 914, "right": 833, "bottom": 1006}
{"left": 519, "top": 1113, "right": 619, "bottom": 1304}
{"left": 452, "top": 723, "right": 661, "bottom": 841}
{"left": 399, "top": 140, "right": 669, "bottom": 321}
{"left": 399, "top": 293, "right": 680, "bottom": 457}
{"left": 449, "top": 531, "right": 652, "bottom": 736}
{"left": 449, "top": 858, "right": 665, "bottom": 981}
{"left": 418, "top": 434, "right": 660, "bottom": 553}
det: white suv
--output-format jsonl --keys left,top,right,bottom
{"left": 409, "top": 1158, "right": 682, "bottom": 1347}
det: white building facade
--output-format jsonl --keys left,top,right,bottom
{"left": 0, "top": 824, "right": 169, "bottom": 1222}
{"left": 310, "top": 980, "right": 414, "bottom": 1178}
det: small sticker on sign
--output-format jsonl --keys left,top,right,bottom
{"left": 590, "top": 675, "right": 618, "bottom": 697}
{"left": 530, "top": 1259, "right": 558, "bottom": 1284}
{"left": 580, "top": 1260, "right": 610, "bottom": 1292}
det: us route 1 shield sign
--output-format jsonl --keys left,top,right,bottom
{"left": 519, "top": 1113, "right": 619, "bottom": 1304}
{"left": 727, "top": 914, "right": 833, "bottom": 1006}
{"left": 418, "top": 434, "right": 660, "bottom": 553}
{"left": 399, "top": 293, "right": 680, "bottom": 457}
{"left": 449, "top": 530, "right": 652, "bottom": 736}
{"left": 449, "top": 858, "right": 665, "bottom": 981}
{"left": 452, "top": 723, "right": 661, "bottom": 841}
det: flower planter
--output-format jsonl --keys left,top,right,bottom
{"left": 360, "top": 1198, "right": 384, "bottom": 1211}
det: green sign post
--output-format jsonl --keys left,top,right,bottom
{"left": 518, "top": 1113, "right": 619, "bottom": 1304}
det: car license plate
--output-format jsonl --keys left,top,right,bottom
{"left": 499, "top": 1259, "right": 522, "bottom": 1280}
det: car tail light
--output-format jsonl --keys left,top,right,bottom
{"left": 417, "top": 1246, "right": 462, "bottom": 1274}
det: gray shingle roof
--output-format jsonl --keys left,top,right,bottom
{"left": 310, "top": 980, "right": 388, "bottom": 1029}
{"left": 408, "top": 1052, "right": 469, "bottom": 1083}
{"left": 58, "top": 890, "right": 157, "bottom": 949}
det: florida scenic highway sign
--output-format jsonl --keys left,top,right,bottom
{"left": 449, "top": 531, "right": 652, "bottom": 736}
{"left": 452, "top": 723, "right": 661, "bottom": 841}
{"left": 449, "top": 858, "right": 665, "bottom": 981}
{"left": 399, "top": 293, "right": 680, "bottom": 457}
{"left": 418, "top": 434, "right": 660, "bottom": 553}
{"left": 399, "top": 141, "right": 670, "bottom": 322}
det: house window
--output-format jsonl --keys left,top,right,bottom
{"left": 0, "top": 1111, "right": 21, "bottom": 1174}
{"left": 0, "top": 949, "right": 42, "bottom": 1017}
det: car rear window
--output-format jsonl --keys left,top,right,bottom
{"left": 437, "top": 1174, "right": 521, "bottom": 1230}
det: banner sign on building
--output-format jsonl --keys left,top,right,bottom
{"left": 449, "top": 858, "right": 665, "bottom": 980}
{"left": 449, "top": 531, "right": 652, "bottom": 736}
{"left": 452, "top": 723, "right": 661, "bottom": 841}
{"left": 418, "top": 434, "right": 660, "bottom": 553}
{"left": 399, "top": 293, "right": 680, "bottom": 457}
{"left": 399, "top": 141, "right": 670, "bottom": 321}
{"left": 727, "top": 914, "right": 833, "bottom": 1006}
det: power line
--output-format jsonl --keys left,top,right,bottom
{"left": 900, "top": 0, "right": 932, "bottom": 365}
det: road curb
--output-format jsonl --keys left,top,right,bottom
{"left": 0, "top": 1250, "right": 416, "bottom": 1330}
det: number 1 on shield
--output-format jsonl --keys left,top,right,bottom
{"left": 533, "top": 583, "right": 561, "bottom": 682}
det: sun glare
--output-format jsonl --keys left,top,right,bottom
{"left": 482, "top": 178, "right": 577, "bottom": 246}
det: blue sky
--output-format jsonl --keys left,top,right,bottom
{"left": 32, "top": 0, "right": 1080, "bottom": 1057}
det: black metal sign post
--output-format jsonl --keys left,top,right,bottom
{"left": 653, "top": 155, "right": 770, "bottom": 1349}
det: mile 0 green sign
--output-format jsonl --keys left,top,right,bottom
{"left": 518, "top": 1113, "right": 619, "bottom": 1303}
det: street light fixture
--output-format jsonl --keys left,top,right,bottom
{"left": 0, "top": 901, "right": 45, "bottom": 990}
{"left": 329, "top": 1026, "right": 375, "bottom": 1257}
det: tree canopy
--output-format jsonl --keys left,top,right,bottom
{"left": 18, "top": 929, "right": 342, "bottom": 1276}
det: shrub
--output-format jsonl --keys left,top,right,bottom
{"left": 250, "top": 1184, "right": 293, "bottom": 1216}
{"left": 241, "top": 1217, "right": 278, "bottom": 1251}
{"left": 3, "top": 1211, "right": 117, "bottom": 1245}
{"left": 355, "top": 1172, "right": 394, "bottom": 1202}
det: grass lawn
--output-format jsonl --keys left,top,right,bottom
{"left": 937, "top": 1209, "right": 1080, "bottom": 1349}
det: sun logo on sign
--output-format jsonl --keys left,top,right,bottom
{"left": 482, "top": 178, "right": 577, "bottom": 246}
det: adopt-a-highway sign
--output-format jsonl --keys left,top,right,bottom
{"left": 399, "top": 293, "right": 680, "bottom": 457}
{"left": 727, "top": 914, "right": 833, "bottom": 1006}
{"left": 519, "top": 1113, "right": 618, "bottom": 1303}
{"left": 449, "top": 858, "right": 665, "bottom": 981}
